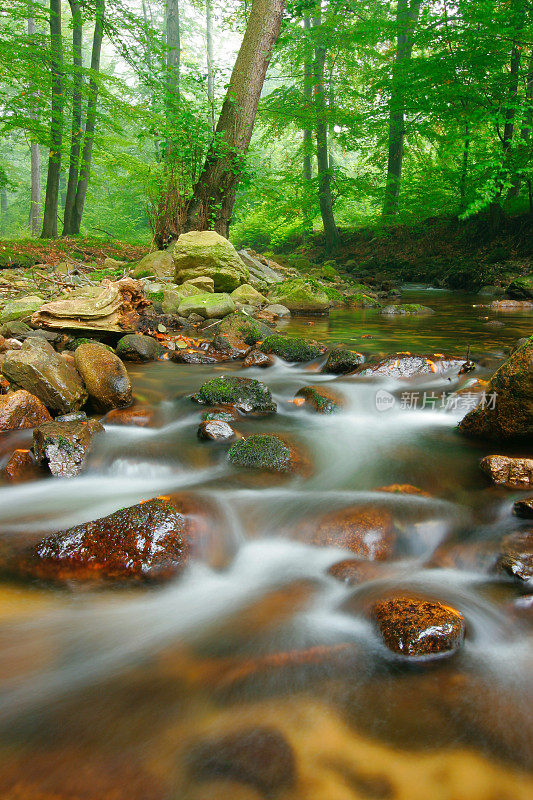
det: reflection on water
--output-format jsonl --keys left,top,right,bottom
{"left": 0, "top": 290, "right": 531, "bottom": 799}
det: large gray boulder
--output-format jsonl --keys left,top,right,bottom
{"left": 2, "top": 338, "right": 87, "bottom": 413}
{"left": 178, "top": 292, "right": 236, "bottom": 319}
{"left": 173, "top": 231, "right": 249, "bottom": 291}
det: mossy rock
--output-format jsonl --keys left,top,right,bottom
{"left": 217, "top": 312, "right": 274, "bottom": 346}
{"left": 230, "top": 284, "right": 267, "bottom": 307}
{"left": 381, "top": 304, "right": 434, "bottom": 315}
{"left": 130, "top": 249, "right": 174, "bottom": 280}
{"left": 116, "top": 334, "right": 162, "bottom": 362}
{"left": 66, "top": 337, "right": 114, "bottom": 353}
{"left": 295, "top": 385, "right": 344, "bottom": 414}
{"left": 228, "top": 434, "right": 295, "bottom": 473}
{"left": 178, "top": 292, "right": 235, "bottom": 319}
{"left": 0, "top": 295, "right": 44, "bottom": 323}
{"left": 260, "top": 334, "right": 326, "bottom": 363}
{"left": 322, "top": 346, "right": 365, "bottom": 374}
{"left": 351, "top": 293, "right": 382, "bottom": 309}
{"left": 192, "top": 376, "right": 276, "bottom": 414}
{"left": 179, "top": 282, "right": 205, "bottom": 298}
{"left": 506, "top": 275, "right": 533, "bottom": 300}
{"left": 267, "top": 278, "right": 329, "bottom": 314}
{"left": 173, "top": 230, "right": 249, "bottom": 291}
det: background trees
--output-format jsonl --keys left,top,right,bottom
{"left": 0, "top": 0, "right": 531, "bottom": 247}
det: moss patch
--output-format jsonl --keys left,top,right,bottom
{"left": 260, "top": 334, "right": 325, "bottom": 363}
{"left": 192, "top": 376, "right": 277, "bottom": 413}
{"left": 228, "top": 434, "right": 292, "bottom": 472}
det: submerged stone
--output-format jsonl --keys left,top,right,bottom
{"left": 295, "top": 505, "right": 396, "bottom": 560}
{"left": 357, "top": 353, "right": 466, "bottom": 379}
{"left": 192, "top": 376, "right": 276, "bottom": 414}
{"left": 242, "top": 349, "right": 274, "bottom": 368}
{"left": 228, "top": 434, "right": 299, "bottom": 473}
{"left": 3, "top": 448, "right": 40, "bottom": 483}
{"left": 295, "top": 385, "right": 344, "bottom": 413}
{"left": 260, "top": 334, "right": 326, "bottom": 362}
{"left": 498, "top": 530, "right": 533, "bottom": 585}
{"left": 381, "top": 303, "right": 434, "bottom": 315}
{"left": 322, "top": 346, "right": 365, "bottom": 374}
{"left": 371, "top": 596, "right": 466, "bottom": 659}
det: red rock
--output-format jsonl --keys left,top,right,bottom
{"left": 480, "top": 455, "right": 533, "bottom": 489}
{"left": 185, "top": 727, "right": 296, "bottom": 795}
{"left": 3, "top": 449, "right": 40, "bottom": 483}
{"left": 498, "top": 529, "right": 533, "bottom": 584}
{"left": 242, "top": 349, "right": 274, "bottom": 368}
{"left": 295, "top": 505, "right": 396, "bottom": 560}
{"left": 7, "top": 498, "right": 189, "bottom": 583}
{"left": 0, "top": 389, "right": 52, "bottom": 431}
{"left": 371, "top": 596, "right": 465, "bottom": 658}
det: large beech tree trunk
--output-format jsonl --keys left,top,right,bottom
{"left": 313, "top": 4, "right": 339, "bottom": 253}
{"left": 62, "top": 0, "right": 83, "bottom": 235}
{"left": 382, "top": 0, "right": 421, "bottom": 219}
{"left": 186, "top": 0, "right": 285, "bottom": 237}
{"left": 70, "top": 0, "right": 105, "bottom": 235}
{"left": 41, "top": 0, "right": 64, "bottom": 238}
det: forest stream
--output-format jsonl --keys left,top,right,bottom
{"left": 0, "top": 289, "right": 531, "bottom": 800}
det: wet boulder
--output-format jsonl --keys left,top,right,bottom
{"left": 228, "top": 434, "right": 301, "bottom": 474}
{"left": 0, "top": 389, "right": 52, "bottom": 431}
{"left": 243, "top": 349, "right": 274, "bottom": 368}
{"left": 3, "top": 448, "right": 40, "bottom": 482}
{"left": 33, "top": 418, "right": 104, "bottom": 478}
{"left": 216, "top": 312, "right": 274, "bottom": 347}
{"left": 201, "top": 407, "right": 240, "bottom": 422}
{"left": 356, "top": 352, "right": 466, "bottom": 379}
{"left": 381, "top": 304, "right": 434, "bottom": 315}
{"left": 192, "top": 376, "right": 276, "bottom": 414}
{"left": 210, "top": 334, "right": 249, "bottom": 359}
{"left": 294, "top": 505, "right": 396, "bottom": 560}
{"left": 295, "top": 385, "right": 344, "bottom": 413}
{"left": 322, "top": 346, "right": 365, "bottom": 374}
{"left": 267, "top": 278, "right": 329, "bottom": 314}
{"left": 74, "top": 343, "right": 132, "bottom": 411}
{"left": 497, "top": 530, "right": 533, "bottom": 585}
{"left": 178, "top": 292, "right": 236, "bottom": 320}
{"left": 171, "top": 349, "right": 219, "bottom": 365}
{"left": 328, "top": 558, "right": 383, "bottom": 585}
{"left": 173, "top": 230, "right": 249, "bottom": 291}
{"left": 375, "top": 483, "right": 430, "bottom": 496}
{"left": 103, "top": 406, "right": 155, "bottom": 428}
{"left": 480, "top": 455, "right": 533, "bottom": 488}
{"left": 185, "top": 727, "right": 296, "bottom": 796}
{"left": 459, "top": 341, "right": 532, "bottom": 441}
{"left": 259, "top": 334, "right": 326, "bottom": 363}
{"left": 2, "top": 337, "right": 87, "bottom": 413}
{"left": 513, "top": 497, "right": 533, "bottom": 519}
{"left": 198, "top": 420, "right": 236, "bottom": 442}
{"left": 506, "top": 275, "right": 533, "bottom": 300}
{"left": 115, "top": 334, "right": 162, "bottom": 362}
{"left": 371, "top": 596, "right": 466, "bottom": 659}
{"left": 7, "top": 499, "right": 188, "bottom": 583}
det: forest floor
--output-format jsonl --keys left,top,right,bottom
{"left": 0, "top": 237, "right": 148, "bottom": 270}
{"left": 272, "top": 212, "right": 533, "bottom": 291}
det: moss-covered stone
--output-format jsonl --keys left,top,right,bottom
{"left": 130, "top": 249, "right": 174, "bottom": 279}
{"left": 0, "top": 295, "right": 44, "bottom": 323}
{"left": 260, "top": 334, "right": 326, "bottom": 362}
{"left": 381, "top": 303, "right": 434, "bottom": 315}
{"left": 178, "top": 292, "right": 235, "bottom": 319}
{"left": 217, "top": 312, "right": 274, "bottom": 346}
{"left": 228, "top": 434, "right": 293, "bottom": 472}
{"left": 192, "top": 376, "right": 276, "bottom": 414}
{"left": 506, "top": 274, "right": 533, "bottom": 300}
{"left": 66, "top": 337, "right": 114, "bottom": 353}
{"left": 295, "top": 385, "right": 343, "bottom": 413}
{"left": 230, "top": 284, "right": 267, "bottom": 306}
{"left": 267, "top": 278, "right": 329, "bottom": 314}
{"left": 351, "top": 293, "right": 382, "bottom": 308}
{"left": 322, "top": 346, "right": 365, "bottom": 374}
{"left": 173, "top": 230, "right": 249, "bottom": 291}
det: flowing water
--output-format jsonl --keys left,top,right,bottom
{"left": 0, "top": 289, "right": 532, "bottom": 800}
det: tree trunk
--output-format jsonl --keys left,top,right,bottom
{"left": 41, "top": 0, "right": 64, "bottom": 239}
{"left": 63, "top": 0, "right": 84, "bottom": 235}
{"left": 459, "top": 120, "right": 470, "bottom": 213}
{"left": 382, "top": 0, "right": 422, "bottom": 218}
{"left": 206, "top": 0, "right": 215, "bottom": 133}
{"left": 302, "top": 12, "right": 313, "bottom": 235}
{"left": 508, "top": 49, "right": 533, "bottom": 200}
{"left": 313, "top": 4, "right": 339, "bottom": 253}
{"left": 166, "top": 0, "right": 181, "bottom": 104}
{"left": 186, "top": 0, "right": 286, "bottom": 237}
{"left": 70, "top": 0, "right": 105, "bottom": 236}
{"left": 28, "top": 16, "right": 42, "bottom": 236}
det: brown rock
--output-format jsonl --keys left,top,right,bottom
{"left": 242, "top": 349, "right": 274, "bottom": 368}
{"left": 185, "top": 727, "right": 296, "bottom": 796}
{"left": 33, "top": 418, "right": 104, "bottom": 478}
{"left": 328, "top": 558, "right": 384, "bottom": 585}
{"left": 198, "top": 420, "right": 236, "bottom": 442}
{"left": 3, "top": 449, "right": 40, "bottom": 482}
{"left": 295, "top": 385, "right": 344, "bottom": 413}
{"left": 371, "top": 596, "right": 465, "bottom": 658}
{"left": 375, "top": 483, "right": 430, "bottom": 496}
{"left": 480, "top": 455, "right": 533, "bottom": 488}
{"left": 513, "top": 497, "right": 533, "bottom": 518}
{"left": 103, "top": 406, "right": 155, "bottom": 427}
{"left": 498, "top": 529, "right": 533, "bottom": 584}
{"left": 7, "top": 498, "right": 188, "bottom": 583}
{"left": 170, "top": 349, "right": 219, "bottom": 365}
{"left": 0, "top": 389, "right": 52, "bottom": 431}
{"left": 0, "top": 375, "right": 10, "bottom": 394}
{"left": 490, "top": 299, "right": 533, "bottom": 311}
{"left": 74, "top": 342, "right": 132, "bottom": 411}
{"left": 295, "top": 505, "right": 396, "bottom": 560}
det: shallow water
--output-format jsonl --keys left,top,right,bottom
{"left": 0, "top": 289, "right": 531, "bottom": 800}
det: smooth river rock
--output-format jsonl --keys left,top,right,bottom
{"left": 497, "top": 530, "right": 533, "bottom": 585}
{"left": 0, "top": 389, "right": 52, "bottom": 431}
{"left": 295, "top": 505, "right": 396, "bottom": 560}
{"left": 74, "top": 342, "right": 132, "bottom": 411}
{"left": 371, "top": 596, "right": 466, "bottom": 658}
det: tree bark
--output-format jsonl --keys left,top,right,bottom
{"left": 41, "top": 0, "right": 64, "bottom": 238}
{"left": 382, "top": 0, "right": 422, "bottom": 219}
{"left": 63, "top": 0, "right": 83, "bottom": 235}
{"left": 70, "top": 0, "right": 105, "bottom": 235}
{"left": 313, "top": 4, "right": 339, "bottom": 253}
{"left": 186, "top": 0, "right": 286, "bottom": 237}
{"left": 459, "top": 120, "right": 470, "bottom": 213}
{"left": 166, "top": 0, "right": 181, "bottom": 104}
{"left": 28, "top": 16, "right": 42, "bottom": 236}
{"left": 206, "top": 0, "right": 215, "bottom": 133}
{"left": 302, "top": 12, "right": 313, "bottom": 235}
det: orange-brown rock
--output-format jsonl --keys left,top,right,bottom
{"left": 242, "top": 349, "right": 274, "bottom": 368}
{"left": 497, "top": 529, "right": 533, "bottom": 585}
{"left": 295, "top": 385, "right": 344, "bottom": 413}
{"left": 371, "top": 596, "right": 466, "bottom": 658}
{"left": 103, "top": 406, "right": 155, "bottom": 427}
{"left": 375, "top": 484, "right": 430, "bottom": 496}
{"left": 185, "top": 727, "right": 296, "bottom": 796}
{"left": 3, "top": 448, "right": 40, "bottom": 482}
{"left": 480, "top": 455, "right": 533, "bottom": 488}
{"left": 6, "top": 498, "right": 189, "bottom": 583}
{"left": 0, "top": 389, "right": 52, "bottom": 431}
{"left": 328, "top": 558, "right": 384, "bottom": 585}
{"left": 74, "top": 342, "right": 132, "bottom": 411}
{"left": 0, "top": 375, "right": 10, "bottom": 394}
{"left": 295, "top": 505, "right": 396, "bottom": 560}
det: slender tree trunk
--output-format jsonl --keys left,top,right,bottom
{"left": 459, "top": 120, "right": 470, "bottom": 213}
{"left": 28, "top": 16, "right": 42, "bottom": 236}
{"left": 382, "top": 0, "right": 422, "bottom": 218}
{"left": 63, "top": 0, "right": 83, "bottom": 235}
{"left": 508, "top": 49, "right": 533, "bottom": 200}
{"left": 41, "top": 0, "right": 64, "bottom": 238}
{"left": 206, "top": 0, "right": 215, "bottom": 133}
{"left": 302, "top": 12, "right": 314, "bottom": 235}
{"left": 313, "top": 4, "right": 339, "bottom": 253}
{"left": 166, "top": 0, "right": 181, "bottom": 104}
{"left": 70, "top": 0, "right": 105, "bottom": 235}
{"left": 186, "top": 0, "right": 286, "bottom": 237}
